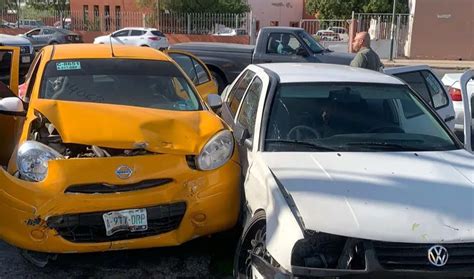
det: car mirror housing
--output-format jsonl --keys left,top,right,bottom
{"left": 0, "top": 97, "right": 25, "bottom": 115}
{"left": 207, "top": 94, "right": 222, "bottom": 111}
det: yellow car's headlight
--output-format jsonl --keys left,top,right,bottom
{"left": 17, "top": 141, "right": 63, "bottom": 182}
{"left": 196, "top": 130, "right": 234, "bottom": 171}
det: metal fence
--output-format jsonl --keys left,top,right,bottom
{"left": 1, "top": 10, "right": 250, "bottom": 35}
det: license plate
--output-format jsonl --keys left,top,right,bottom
{"left": 103, "top": 208, "right": 148, "bottom": 236}
{"left": 21, "top": 56, "right": 31, "bottom": 64}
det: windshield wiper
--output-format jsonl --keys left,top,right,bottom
{"left": 265, "top": 139, "right": 336, "bottom": 151}
{"left": 346, "top": 142, "right": 425, "bottom": 151}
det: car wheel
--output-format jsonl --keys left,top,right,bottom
{"left": 234, "top": 211, "right": 267, "bottom": 279}
{"left": 210, "top": 69, "right": 226, "bottom": 94}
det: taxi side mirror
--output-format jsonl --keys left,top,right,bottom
{"left": 0, "top": 97, "right": 25, "bottom": 116}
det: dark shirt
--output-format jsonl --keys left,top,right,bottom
{"left": 350, "top": 47, "right": 384, "bottom": 71}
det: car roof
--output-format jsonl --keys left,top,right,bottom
{"left": 121, "top": 27, "right": 158, "bottom": 31}
{"left": 257, "top": 63, "right": 405, "bottom": 85}
{"left": 44, "top": 44, "right": 171, "bottom": 61}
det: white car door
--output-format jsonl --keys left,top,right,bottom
{"left": 110, "top": 29, "right": 130, "bottom": 45}
{"left": 384, "top": 66, "right": 456, "bottom": 130}
{"left": 129, "top": 29, "right": 146, "bottom": 46}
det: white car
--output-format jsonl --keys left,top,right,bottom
{"left": 314, "top": 30, "right": 341, "bottom": 41}
{"left": 219, "top": 64, "right": 473, "bottom": 278}
{"left": 328, "top": 26, "right": 349, "bottom": 42}
{"left": 93, "top": 28, "right": 169, "bottom": 50}
{"left": 442, "top": 72, "right": 474, "bottom": 133}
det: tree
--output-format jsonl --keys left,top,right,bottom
{"left": 305, "top": 0, "right": 409, "bottom": 20}
{"left": 136, "top": 0, "right": 250, "bottom": 13}
{"left": 26, "top": 0, "right": 69, "bottom": 12}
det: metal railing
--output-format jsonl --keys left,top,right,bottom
{"left": 1, "top": 10, "right": 250, "bottom": 35}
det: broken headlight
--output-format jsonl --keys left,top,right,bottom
{"left": 17, "top": 141, "right": 64, "bottom": 182}
{"left": 196, "top": 130, "right": 234, "bottom": 171}
{"left": 291, "top": 232, "right": 365, "bottom": 270}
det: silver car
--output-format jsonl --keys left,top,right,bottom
{"left": 21, "top": 27, "right": 83, "bottom": 50}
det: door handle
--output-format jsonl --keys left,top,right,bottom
{"left": 444, "top": 115, "right": 455, "bottom": 122}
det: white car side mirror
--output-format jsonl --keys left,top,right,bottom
{"left": 207, "top": 94, "right": 222, "bottom": 111}
{"left": 0, "top": 97, "right": 25, "bottom": 114}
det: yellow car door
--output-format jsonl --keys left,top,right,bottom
{"left": 0, "top": 46, "right": 24, "bottom": 166}
{"left": 165, "top": 50, "right": 218, "bottom": 101}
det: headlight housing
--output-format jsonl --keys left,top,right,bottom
{"left": 17, "top": 141, "right": 63, "bottom": 182}
{"left": 196, "top": 130, "right": 234, "bottom": 171}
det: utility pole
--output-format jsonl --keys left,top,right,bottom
{"left": 389, "top": 0, "right": 397, "bottom": 61}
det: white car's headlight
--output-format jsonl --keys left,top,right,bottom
{"left": 17, "top": 141, "right": 63, "bottom": 182}
{"left": 196, "top": 130, "right": 234, "bottom": 171}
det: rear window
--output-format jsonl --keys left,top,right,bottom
{"left": 151, "top": 31, "right": 165, "bottom": 37}
{"left": 39, "top": 59, "right": 202, "bottom": 111}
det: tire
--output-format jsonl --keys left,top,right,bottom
{"left": 233, "top": 211, "right": 266, "bottom": 279}
{"left": 210, "top": 69, "right": 226, "bottom": 95}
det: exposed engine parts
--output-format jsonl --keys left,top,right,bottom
{"left": 29, "top": 112, "right": 153, "bottom": 158}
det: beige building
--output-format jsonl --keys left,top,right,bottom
{"left": 407, "top": 0, "right": 474, "bottom": 60}
{"left": 245, "top": 0, "right": 306, "bottom": 29}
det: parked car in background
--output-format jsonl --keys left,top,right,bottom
{"left": 20, "top": 27, "right": 83, "bottom": 50}
{"left": 213, "top": 28, "right": 247, "bottom": 36}
{"left": 221, "top": 63, "right": 473, "bottom": 278}
{"left": 171, "top": 27, "right": 355, "bottom": 92}
{"left": 384, "top": 65, "right": 456, "bottom": 131}
{"left": 0, "top": 35, "right": 35, "bottom": 83}
{"left": 53, "top": 18, "right": 71, "bottom": 30}
{"left": 328, "top": 26, "right": 349, "bottom": 42}
{"left": 1, "top": 20, "right": 13, "bottom": 28}
{"left": 442, "top": 72, "right": 474, "bottom": 133}
{"left": 0, "top": 44, "right": 240, "bottom": 267}
{"left": 314, "top": 29, "right": 341, "bottom": 41}
{"left": 93, "top": 28, "right": 169, "bottom": 50}
{"left": 16, "top": 19, "right": 45, "bottom": 29}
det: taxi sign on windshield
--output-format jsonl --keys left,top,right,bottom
{"left": 56, "top": 61, "right": 81, "bottom": 71}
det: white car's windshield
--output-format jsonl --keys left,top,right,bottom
{"left": 39, "top": 59, "right": 202, "bottom": 111}
{"left": 265, "top": 83, "right": 459, "bottom": 152}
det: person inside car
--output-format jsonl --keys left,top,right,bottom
{"left": 277, "top": 34, "right": 295, "bottom": 55}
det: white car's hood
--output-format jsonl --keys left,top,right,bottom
{"left": 262, "top": 150, "right": 474, "bottom": 243}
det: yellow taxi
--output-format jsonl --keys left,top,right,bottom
{"left": 0, "top": 44, "right": 240, "bottom": 265}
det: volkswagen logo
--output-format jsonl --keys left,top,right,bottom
{"left": 115, "top": 165, "right": 133, "bottom": 179}
{"left": 428, "top": 245, "right": 449, "bottom": 267}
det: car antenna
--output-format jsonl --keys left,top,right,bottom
{"left": 109, "top": 35, "right": 116, "bottom": 57}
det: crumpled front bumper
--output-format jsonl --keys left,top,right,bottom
{"left": 0, "top": 153, "right": 240, "bottom": 253}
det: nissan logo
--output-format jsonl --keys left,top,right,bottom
{"left": 428, "top": 245, "right": 449, "bottom": 267}
{"left": 115, "top": 165, "right": 133, "bottom": 179}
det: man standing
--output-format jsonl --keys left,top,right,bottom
{"left": 350, "top": 32, "right": 384, "bottom": 71}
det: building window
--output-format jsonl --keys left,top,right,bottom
{"left": 256, "top": 20, "right": 260, "bottom": 32}
{"left": 290, "top": 21, "right": 299, "bottom": 27}
{"left": 115, "top": 6, "right": 121, "bottom": 30}
{"left": 104, "top": 5, "right": 111, "bottom": 31}
{"left": 270, "top": 21, "right": 279, "bottom": 26}
{"left": 83, "top": 5, "right": 89, "bottom": 28}
{"left": 93, "top": 5, "right": 100, "bottom": 31}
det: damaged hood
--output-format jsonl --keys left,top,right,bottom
{"left": 33, "top": 100, "right": 225, "bottom": 154}
{"left": 262, "top": 150, "right": 474, "bottom": 243}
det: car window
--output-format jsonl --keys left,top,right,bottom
{"left": 39, "top": 59, "right": 202, "bottom": 111}
{"left": 394, "top": 71, "right": 432, "bottom": 106}
{"left": 192, "top": 58, "right": 210, "bottom": 84}
{"left": 113, "top": 30, "right": 129, "bottom": 37}
{"left": 168, "top": 53, "right": 198, "bottom": 84}
{"left": 228, "top": 70, "right": 255, "bottom": 117}
{"left": 237, "top": 77, "right": 262, "bottom": 137}
{"left": 265, "top": 83, "right": 458, "bottom": 152}
{"left": 267, "top": 33, "right": 301, "bottom": 55}
{"left": 28, "top": 29, "right": 41, "bottom": 36}
{"left": 42, "top": 29, "right": 55, "bottom": 35}
{"left": 421, "top": 70, "right": 448, "bottom": 109}
{"left": 151, "top": 30, "right": 164, "bottom": 37}
{"left": 130, "top": 30, "right": 146, "bottom": 36}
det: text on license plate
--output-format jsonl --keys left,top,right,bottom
{"left": 102, "top": 208, "right": 148, "bottom": 236}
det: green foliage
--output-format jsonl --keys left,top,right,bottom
{"left": 136, "top": 0, "right": 250, "bottom": 13}
{"left": 26, "top": 0, "right": 69, "bottom": 12}
{"left": 305, "top": 0, "right": 409, "bottom": 19}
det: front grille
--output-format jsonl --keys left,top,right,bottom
{"left": 47, "top": 202, "right": 186, "bottom": 243}
{"left": 65, "top": 178, "right": 173, "bottom": 194}
{"left": 20, "top": 45, "right": 30, "bottom": 54}
{"left": 374, "top": 241, "right": 474, "bottom": 270}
